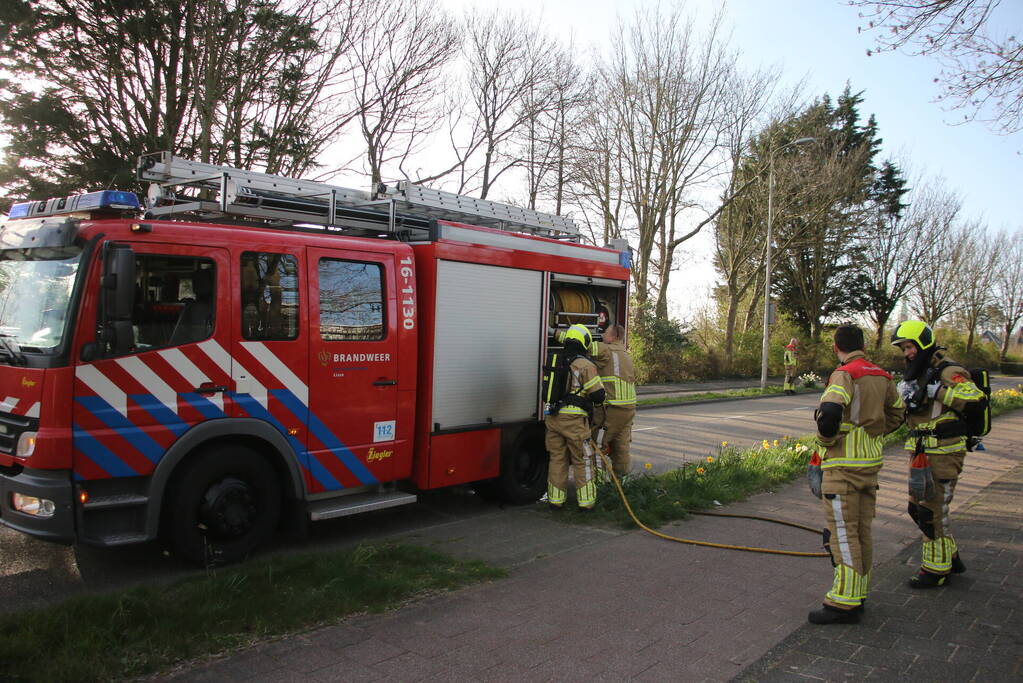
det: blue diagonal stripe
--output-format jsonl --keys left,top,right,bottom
{"left": 75, "top": 396, "right": 164, "bottom": 463}
{"left": 232, "top": 392, "right": 341, "bottom": 490}
{"left": 179, "top": 393, "right": 228, "bottom": 420}
{"left": 72, "top": 423, "right": 139, "bottom": 477}
{"left": 272, "top": 389, "right": 377, "bottom": 486}
{"left": 130, "top": 394, "right": 189, "bottom": 437}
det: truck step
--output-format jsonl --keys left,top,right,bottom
{"left": 82, "top": 493, "right": 149, "bottom": 510}
{"left": 88, "top": 532, "right": 151, "bottom": 547}
{"left": 308, "top": 491, "right": 417, "bottom": 521}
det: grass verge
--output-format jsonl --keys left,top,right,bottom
{"left": 0, "top": 543, "right": 505, "bottom": 683}
{"left": 636, "top": 384, "right": 816, "bottom": 407}
{"left": 571, "top": 383, "right": 1023, "bottom": 529}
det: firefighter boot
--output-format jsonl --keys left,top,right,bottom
{"left": 908, "top": 569, "right": 949, "bottom": 589}
{"left": 808, "top": 605, "right": 861, "bottom": 625}
{"left": 951, "top": 552, "right": 967, "bottom": 574}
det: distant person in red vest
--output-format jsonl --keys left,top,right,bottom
{"left": 783, "top": 338, "right": 799, "bottom": 394}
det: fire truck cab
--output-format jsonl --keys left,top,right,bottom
{"left": 0, "top": 154, "right": 630, "bottom": 565}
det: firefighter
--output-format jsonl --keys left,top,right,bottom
{"left": 590, "top": 324, "right": 637, "bottom": 479}
{"left": 809, "top": 324, "right": 905, "bottom": 625}
{"left": 783, "top": 338, "right": 799, "bottom": 394}
{"left": 545, "top": 324, "right": 605, "bottom": 510}
{"left": 891, "top": 320, "right": 985, "bottom": 588}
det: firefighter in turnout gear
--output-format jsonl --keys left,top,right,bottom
{"left": 783, "top": 338, "right": 798, "bottom": 394}
{"left": 809, "top": 325, "right": 905, "bottom": 625}
{"left": 891, "top": 320, "right": 985, "bottom": 588}
{"left": 590, "top": 324, "right": 637, "bottom": 479}
{"left": 545, "top": 324, "right": 606, "bottom": 510}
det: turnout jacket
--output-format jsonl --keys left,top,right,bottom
{"left": 903, "top": 349, "right": 985, "bottom": 455}
{"left": 590, "top": 340, "right": 636, "bottom": 407}
{"left": 817, "top": 351, "right": 905, "bottom": 471}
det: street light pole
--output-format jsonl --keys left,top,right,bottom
{"left": 759, "top": 137, "right": 816, "bottom": 391}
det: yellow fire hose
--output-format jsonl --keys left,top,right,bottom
{"left": 598, "top": 451, "right": 830, "bottom": 558}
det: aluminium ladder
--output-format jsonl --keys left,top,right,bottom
{"left": 137, "top": 152, "right": 580, "bottom": 240}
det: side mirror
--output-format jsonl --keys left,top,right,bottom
{"left": 101, "top": 243, "right": 135, "bottom": 355}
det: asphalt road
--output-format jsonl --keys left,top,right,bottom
{"left": 2, "top": 376, "right": 1019, "bottom": 614}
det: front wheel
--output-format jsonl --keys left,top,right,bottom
{"left": 165, "top": 445, "right": 281, "bottom": 566}
{"left": 477, "top": 426, "right": 548, "bottom": 505}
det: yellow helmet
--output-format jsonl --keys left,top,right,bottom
{"left": 890, "top": 320, "right": 935, "bottom": 350}
{"left": 563, "top": 324, "right": 592, "bottom": 350}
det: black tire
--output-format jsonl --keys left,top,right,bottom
{"left": 477, "top": 425, "right": 548, "bottom": 505}
{"left": 165, "top": 445, "right": 281, "bottom": 566}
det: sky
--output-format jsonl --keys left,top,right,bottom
{"left": 439, "top": 0, "right": 1022, "bottom": 320}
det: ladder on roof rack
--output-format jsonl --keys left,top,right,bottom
{"left": 137, "top": 152, "right": 580, "bottom": 240}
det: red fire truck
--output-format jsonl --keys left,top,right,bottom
{"left": 0, "top": 153, "right": 630, "bottom": 564}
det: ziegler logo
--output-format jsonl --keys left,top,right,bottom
{"left": 366, "top": 447, "right": 393, "bottom": 462}
{"left": 317, "top": 350, "right": 330, "bottom": 367}
{"left": 21, "top": 377, "right": 37, "bottom": 389}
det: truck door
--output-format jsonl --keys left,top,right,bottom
{"left": 72, "top": 245, "right": 231, "bottom": 482}
{"left": 307, "top": 247, "right": 399, "bottom": 488}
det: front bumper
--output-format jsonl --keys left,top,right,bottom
{"left": 0, "top": 466, "right": 75, "bottom": 544}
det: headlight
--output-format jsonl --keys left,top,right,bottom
{"left": 11, "top": 493, "right": 55, "bottom": 517}
{"left": 16, "top": 431, "right": 37, "bottom": 458}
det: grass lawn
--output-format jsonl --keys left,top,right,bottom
{"left": 0, "top": 544, "right": 505, "bottom": 682}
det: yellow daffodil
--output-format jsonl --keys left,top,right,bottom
{"left": 644, "top": 462, "right": 652, "bottom": 470}
{"left": 773, "top": 439, "right": 779, "bottom": 447}
{"left": 696, "top": 467, "right": 705, "bottom": 475}
{"left": 762, "top": 440, "right": 770, "bottom": 449}
{"left": 721, "top": 441, "right": 728, "bottom": 447}
{"left": 706, "top": 456, "right": 714, "bottom": 463}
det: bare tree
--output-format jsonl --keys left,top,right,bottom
{"left": 193, "top": 0, "right": 367, "bottom": 176}
{"left": 457, "top": 8, "right": 558, "bottom": 199}
{"left": 859, "top": 165, "right": 936, "bottom": 349}
{"left": 591, "top": 5, "right": 738, "bottom": 312}
{"left": 912, "top": 211, "right": 968, "bottom": 325}
{"left": 343, "top": 0, "right": 460, "bottom": 188}
{"left": 520, "top": 42, "right": 586, "bottom": 214}
{"left": 852, "top": 0, "right": 1023, "bottom": 133}
{"left": 569, "top": 74, "right": 628, "bottom": 248}
{"left": 992, "top": 228, "right": 1023, "bottom": 359}
{"left": 711, "top": 66, "right": 793, "bottom": 367}
{"left": 951, "top": 222, "right": 998, "bottom": 351}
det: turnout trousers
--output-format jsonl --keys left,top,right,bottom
{"left": 545, "top": 412, "right": 597, "bottom": 509}
{"left": 595, "top": 405, "right": 635, "bottom": 477}
{"left": 821, "top": 468, "right": 878, "bottom": 610}
{"left": 784, "top": 365, "right": 796, "bottom": 392}
{"left": 908, "top": 451, "right": 965, "bottom": 575}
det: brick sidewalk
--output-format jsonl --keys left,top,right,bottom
{"left": 166, "top": 413, "right": 1023, "bottom": 682}
{"left": 736, "top": 462, "right": 1023, "bottom": 682}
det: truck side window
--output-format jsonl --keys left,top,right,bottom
{"left": 240, "top": 252, "right": 299, "bottom": 341}
{"left": 131, "top": 255, "right": 215, "bottom": 352}
{"left": 318, "top": 259, "right": 384, "bottom": 341}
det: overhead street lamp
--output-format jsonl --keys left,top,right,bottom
{"left": 760, "top": 137, "right": 816, "bottom": 391}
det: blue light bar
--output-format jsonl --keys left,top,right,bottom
{"left": 6, "top": 190, "right": 141, "bottom": 220}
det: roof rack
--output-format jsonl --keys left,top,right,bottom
{"left": 137, "top": 152, "right": 579, "bottom": 240}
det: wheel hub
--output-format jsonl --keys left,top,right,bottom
{"left": 200, "top": 477, "right": 257, "bottom": 539}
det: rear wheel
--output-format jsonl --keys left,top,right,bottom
{"left": 165, "top": 445, "right": 281, "bottom": 566}
{"left": 477, "top": 426, "right": 548, "bottom": 504}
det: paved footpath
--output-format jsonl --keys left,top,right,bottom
{"left": 737, "top": 462, "right": 1023, "bottom": 682}
{"left": 168, "top": 412, "right": 1023, "bottom": 682}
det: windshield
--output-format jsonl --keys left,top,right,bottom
{"left": 0, "top": 246, "right": 83, "bottom": 352}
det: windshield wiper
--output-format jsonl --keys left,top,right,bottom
{"left": 0, "top": 334, "right": 27, "bottom": 366}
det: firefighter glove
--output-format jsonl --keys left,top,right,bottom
{"left": 925, "top": 381, "right": 941, "bottom": 399}
{"left": 897, "top": 380, "right": 915, "bottom": 402}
